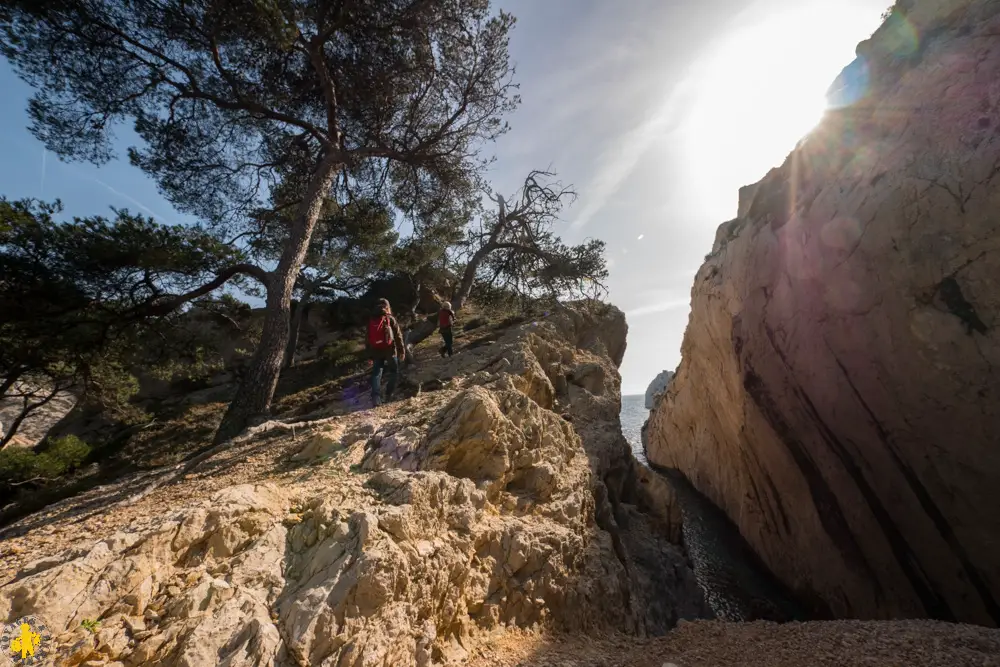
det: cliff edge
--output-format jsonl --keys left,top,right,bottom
{"left": 647, "top": 0, "right": 1000, "bottom": 625}
{"left": 0, "top": 303, "right": 703, "bottom": 666}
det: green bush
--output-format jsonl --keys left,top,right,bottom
{"left": 0, "top": 446, "right": 38, "bottom": 481}
{"left": 320, "top": 338, "right": 365, "bottom": 366}
{"left": 0, "top": 434, "right": 92, "bottom": 484}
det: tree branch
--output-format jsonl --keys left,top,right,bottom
{"left": 96, "top": 21, "right": 330, "bottom": 145}
{"left": 307, "top": 35, "right": 341, "bottom": 147}
{"left": 490, "top": 242, "right": 557, "bottom": 260}
{"left": 6, "top": 476, "right": 60, "bottom": 486}
{"left": 0, "top": 383, "right": 64, "bottom": 448}
{"left": 0, "top": 371, "right": 24, "bottom": 401}
{"left": 145, "top": 263, "right": 269, "bottom": 317}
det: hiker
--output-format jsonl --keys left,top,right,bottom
{"left": 366, "top": 298, "right": 405, "bottom": 406}
{"left": 438, "top": 301, "right": 455, "bottom": 358}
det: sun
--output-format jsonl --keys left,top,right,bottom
{"left": 678, "top": 1, "right": 887, "bottom": 222}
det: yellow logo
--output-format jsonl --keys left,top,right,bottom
{"left": 1, "top": 616, "right": 50, "bottom": 666}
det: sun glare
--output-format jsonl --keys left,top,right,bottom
{"left": 679, "top": 2, "right": 886, "bottom": 222}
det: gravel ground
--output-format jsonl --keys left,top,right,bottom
{"left": 468, "top": 619, "right": 1000, "bottom": 666}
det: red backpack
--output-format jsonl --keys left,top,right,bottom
{"left": 439, "top": 309, "right": 453, "bottom": 328}
{"left": 367, "top": 315, "right": 394, "bottom": 350}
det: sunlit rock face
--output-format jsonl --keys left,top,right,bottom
{"left": 645, "top": 371, "right": 675, "bottom": 410}
{"left": 647, "top": 0, "right": 1000, "bottom": 625}
{"left": 0, "top": 304, "right": 706, "bottom": 667}
{"left": 736, "top": 182, "right": 761, "bottom": 219}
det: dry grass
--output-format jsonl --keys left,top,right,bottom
{"left": 122, "top": 401, "right": 227, "bottom": 467}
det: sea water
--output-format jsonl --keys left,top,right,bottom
{"left": 619, "top": 394, "right": 648, "bottom": 464}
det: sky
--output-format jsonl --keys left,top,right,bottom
{"left": 0, "top": 0, "right": 891, "bottom": 396}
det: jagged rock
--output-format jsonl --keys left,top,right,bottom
{"left": 647, "top": 0, "right": 1000, "bottom": 625}
{"left": 290, "top": 424, "right": 346, "bottom": 462}
{"left": 1, "top": 303, "right": 703, "bottom": 666}
{"left": 644, "top": 371, "right": 675, "bottom": 410}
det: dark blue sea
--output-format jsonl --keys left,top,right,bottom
{"left": 620, "top": 394, "right": 648, "bottom": 464}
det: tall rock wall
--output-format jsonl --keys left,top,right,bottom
{"left": 646, "top": 0, "right": 1000, "bottom": 625}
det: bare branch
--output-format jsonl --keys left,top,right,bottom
{"left": 450, "top": 169, "right": 603, "bottom": 310}
{"left": 0, "top": 383, "right": 65, "bottom": 448}
{"left": 144, "top": 263, "right": 270, "bottom": 317}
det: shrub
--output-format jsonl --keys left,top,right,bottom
{"left": 0, "top": 447, "right": 38, "bottom": 482}
{"left": 320, "top": 338, "right": 365, "bottom": 367}
{"left": 462, "top": 317, "right": 489, "bottom": 332}
{"left": 0, "top": 434, "right": 92, "bottom": 484}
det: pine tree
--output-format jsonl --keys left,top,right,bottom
{"left": 2, "top": 0, "right": 519, "bottom": 442}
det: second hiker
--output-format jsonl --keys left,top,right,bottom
{"left": 438, "top": 301, "right": 455, "bottom": 358}
{"left": 366, "top": 298, "right": 405, "bottom": 406}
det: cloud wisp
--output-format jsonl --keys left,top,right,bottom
{"left": 569, "top": 80, "right": 692, "bottom": 230}
{"left": 624, "top": 297, "right": 691, "bottom": 319}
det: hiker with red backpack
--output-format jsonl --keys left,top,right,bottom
{"left": 366, "top": 298, "right": 405, "bottom": 406}
{"left": 438, "top": 301, "right": 455, "bottom": 358}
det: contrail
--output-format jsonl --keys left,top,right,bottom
{"left": 91, "top": 177, "right": 166, "bottom": 220}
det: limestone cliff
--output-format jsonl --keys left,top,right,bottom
{"left": 644, "top": 371, "right": 675, "bottom": 410}
{"left": 0, "top": 303, "right": 703, "bottom": 666}
{"left": 647, "top": 0, "right": 1000, "bottom": 625}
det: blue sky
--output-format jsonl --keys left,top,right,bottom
{"left": 0, "top": 0, "right": 889, "bottom": 394}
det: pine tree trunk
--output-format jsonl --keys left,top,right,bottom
{"left": 451, "top": 244, "right": 492, "bottom": 312}
{"left": 283, "top": 293, "right": 311, "bottom": 370}
{"left": 214, "top": 155, "right": 342, "bottom": 444}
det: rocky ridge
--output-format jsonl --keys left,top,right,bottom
{"left": 647, "top": 0, "right": 1000, "bottom": 625}
{"left": 0, "top": 303, "right": 704, "bottom": 667}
